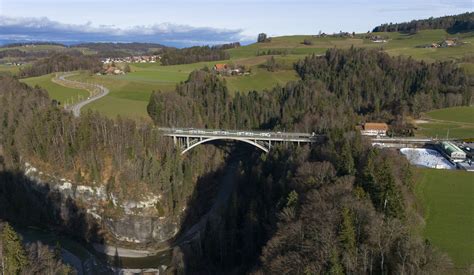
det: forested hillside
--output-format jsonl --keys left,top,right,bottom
{"left": 148, "top": 48, "right": 470, "bottom": 134}
{"left": 160, "top": 46, "right": 230, "bottom": 65}
{"left": 295, "top": 48, "right": 471, "bottom": 116}
{"left": 18, "top": 53, "right": 102, "bottom": 78}
{"left": 185, "top": 133, "right": 453, "bottom": 274}
{"left": 0, "top": 76, "right": 223, "bottom": 219}
{"left": 146, "top": 48, "right": 465, "bottom": 273}
{"left": 372, "top": 12, "right": 473, "bottom": 33}
{"left": 148, "top": 69, "right": 354, "bottom": 132}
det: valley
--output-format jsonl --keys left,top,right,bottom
{"left": 0, "top": 10, "right": 473, "bottom": 275}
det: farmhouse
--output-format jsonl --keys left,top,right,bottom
{"left": 213, "top": 63, "right": 228, "bottom": 73}
{"left": 360, "top": 122, "right": 388, "bottom": 136}
{"left": 440, "top": 39, "right": 456, "bottom": 47}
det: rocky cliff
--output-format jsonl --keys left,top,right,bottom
{"left": 15, "top": 162, "right": 182, "bottom": 249}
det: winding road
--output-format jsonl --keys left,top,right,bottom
{"left": 53, "top": 73, "right": 109, "bottom": 117}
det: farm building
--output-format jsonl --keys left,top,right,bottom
{"left": 439, "top": 141, "right": 466, "bottom": 161}
{"left": 213, "top": 63, "right": 228, "bottom": 73}
{"left": 360, "top": 122, "right": 388, "bottom": 136}
{"left": 440, "top": 39, "right": 456, "bottom": 47}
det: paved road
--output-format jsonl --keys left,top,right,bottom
{"left": 159, "top": 127, "right": 321, "bottom": 142}
{"left": 55, "top": 73, "right": 109, "bottom": 117}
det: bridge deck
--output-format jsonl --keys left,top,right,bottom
{"left": 159, "top": 127, "right": 320, "bottom": 142}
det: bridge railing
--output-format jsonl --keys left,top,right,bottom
{"left": 158, "top": 127, "right": 319, "bottom": 140}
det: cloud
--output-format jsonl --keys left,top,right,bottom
{"left": 0, "top": 16, "right": 252, "bottom": 47}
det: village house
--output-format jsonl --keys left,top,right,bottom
{"left": 101, "top": 55, "right": 159, "bottom": 64}
{"left": 213, "top": 63, "right": 228, "bottom": 73}
{"left": 213, "top": 63, "right": 245, "bottom": 76}
{"left": 104, "top": 66, "right": 124, "bottom": 75}
{"left": 440, "top": 39, "right": 456, "bottom": 48}
{"left": 360, "top": 122, "right": 389, "bottom": 137}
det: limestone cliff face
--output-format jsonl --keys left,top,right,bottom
{"left": 23, "top": 162, "right": 179, "bottom": 247}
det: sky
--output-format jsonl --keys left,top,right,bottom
{"left": 0, "top": 0, "right": 471, "bottom": 47}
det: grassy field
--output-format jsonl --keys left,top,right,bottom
{"left": 18, "top": 29, "right": 473, "bottom": 119}
{"left": 426, "top": 106, "right": 474, "bottom": 124}
{"left": 0, "top": 64, "right": 22, "bottom": 74}
{"left": 415, "top": 168, "right": 474, "bottom": 269}
{"left": 227, "top": 30, "right": 474, "bottom": 61}
{"left": 58, "top": 56, "right": 301, "bottom": 118}
{"left": 416, "top": 106, "right": 474, "bottom": 139}
{"left": 20, "top": 73, "right": 89, "bottom": 105}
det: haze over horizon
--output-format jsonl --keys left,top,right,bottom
{"left": 0, "top": 0, "right": 472, "bottom": 47}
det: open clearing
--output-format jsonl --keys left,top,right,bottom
{"left": 415, "top": 168, "right": 474, "bottom": 269}
{"left": 416, "top": 106, "right": 474, "bottom": 139}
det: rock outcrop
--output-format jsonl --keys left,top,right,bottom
{"left": 23, "top": 162, "right": 179, "bottom": 248}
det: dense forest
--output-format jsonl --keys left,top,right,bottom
{"left": 146, "top": 54, "right": 458, "bottom": 272}
{"left": 372, "top": 12, "right": 474, "bottom": 33}
{"left": 0, "top": 221, "right": 72, "bottom": 274}
{"left": 0, "top": 42, "right": 470, "bottom": 273}
{"left": 72, "top": 42, "right": 167, "bottom": 57}
{"left": 0, "top": 49, "right": 52, "bottom": 59}
{"left": 0, "top": 76, "right": 223, "bottom": 220}
{"left": 160, "top": 46, "right": 230, "bottom": 65}
{"left": 212, "top": 42, "right": 241, "bottom": 50}
{"left": 294, "top": 48, "right": 471, "bottom": 117}
{"left": 148, "top": 69, "right": 354, "bottom": 132}
{"left": 18, "top": 53, "right": 102, "bottom": 78}
{"left": 148, "top": 48, "right": 470, "bottom": 134}
{"left": 182, "top": 133, "right": 453, "bottom": 274}
{"left": 146, "top": 48, "right": 468, "bottom": 272}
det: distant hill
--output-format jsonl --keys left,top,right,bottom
{"left": 71, "top": 42, "right": 169, "bottom": 57}
{"left": 0, "top": 42, "right": 67, "bottom": 48}
{"left": 372, "top": 12, "right": 474, "bottom": 34}
{"left": 72, "top": 42, "right": 168, "bottom": 52}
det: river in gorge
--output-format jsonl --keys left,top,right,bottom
{"left": 12, "top": 150, "right": 244, "bottom": 274}
{"left": 16, "top": 225, "right": 172, "bottom": 273}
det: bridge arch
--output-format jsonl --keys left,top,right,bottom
{"left": 181, "top": 137, "right": 269, "bottom": 155}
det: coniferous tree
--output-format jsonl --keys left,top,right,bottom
{"left": 0, "top": 223, "right": 28, "bottom": 275}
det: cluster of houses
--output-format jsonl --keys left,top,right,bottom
{"left": 101, "top": 55, "right": 160, "bottom": 64}
{"left": 213, "top": 64, "right": 249, "bottom": 76}
{"left": 5, "top": 62, "right": 23, "bottom": 66}
{"left": 101, "top": 67, "right": 125, "bottom": 75}
{"left": 366, "top": 34, "right": 388, "bottom": 43}
{"left": 427, "top": 39, "right": 457, "bottom": 48}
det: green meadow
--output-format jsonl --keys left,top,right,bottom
{"left": 227, "top": 29, "right": 474, "bottom": 61}
{"left": 415, "top": 168, "right": 474, "bottom": 270}
{"left": 0, "top": 64, "right": 22, "bottom": 74}
{"left": 20, "top": 73, "right": 89, "bottom": 106}
{"left": 18, "top": 29, "right": 473, "bottom": 119}
{"left": 416, "top": 106, "right": 474, "bottom": 139}
{"left": 60, "top": 56, "right": 301, "bottom": 118}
